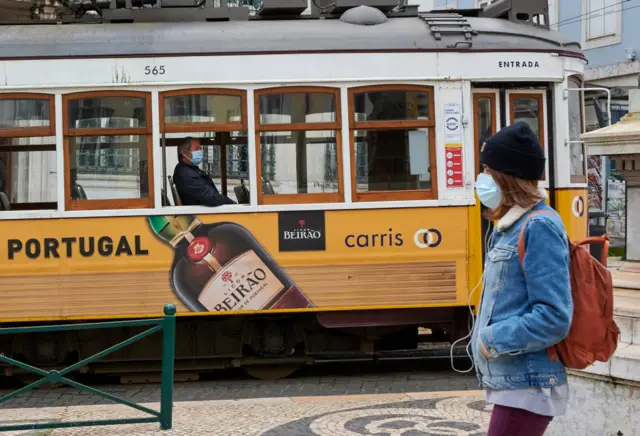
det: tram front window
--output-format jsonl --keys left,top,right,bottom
{"left": 568, "top": 77, "right": 586, "bottom": 183}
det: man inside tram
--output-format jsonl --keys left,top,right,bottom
{"left": 173, "top": 136, "right": 236, "bottom": 207}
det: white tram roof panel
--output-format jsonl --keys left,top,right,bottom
{"left": 0, "top": 15, "right": 583, "bottom": 59}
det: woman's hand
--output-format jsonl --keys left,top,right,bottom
{"left": 480, "top": 340, "right": 491, "bottom": 359}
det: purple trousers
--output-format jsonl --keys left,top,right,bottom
{"left": 488, "top": 404, "right": 553, "bottom": 436}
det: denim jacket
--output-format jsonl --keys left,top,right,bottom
{"left": 471, "top": 194, "right": 573, "bottom": 390}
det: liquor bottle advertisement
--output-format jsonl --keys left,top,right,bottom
{"left": 147, "top": 214, "right": 314, "bottom": 313}
{"left": 0, "top": 207, "right": 469, "bottom": 322}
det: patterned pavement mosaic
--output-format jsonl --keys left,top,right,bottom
{"left": 0, "top": 391, "right": 491, "bottom": 436}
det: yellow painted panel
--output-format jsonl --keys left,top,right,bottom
{"left": 554, "top": 189, "right": 588, "bottom": 242}
{"left": 0, "top": 207, "right": 470, "bottom": 322}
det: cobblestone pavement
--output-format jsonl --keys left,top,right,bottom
{"left": 0, "top": 390, "right": 491, "bottom": 436}
{"left": 0, "top": 362, "right": 478, "bottom": 409}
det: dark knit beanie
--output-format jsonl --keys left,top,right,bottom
{"left": 480, "top": 122, "right": 545, "bottom": 181}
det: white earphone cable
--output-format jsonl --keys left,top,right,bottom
{"left": 449, "top": 222, "right": 493, "bottom": 374}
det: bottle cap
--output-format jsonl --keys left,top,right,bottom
{"left": 187, "top": 236, "right": 212, "bottom": 262}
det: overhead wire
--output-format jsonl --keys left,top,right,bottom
{"left": 550, "top": 0, "right": 635, "bottom": 29}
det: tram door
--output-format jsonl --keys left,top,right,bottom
{"left": 472, "top": 91, "right": 499, "bottom": 261}
{"left": 472, "top": 87, "right": 551, "bottom": 260}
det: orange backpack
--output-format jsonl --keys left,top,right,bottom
{"left": 518, "top": 211, "right": 620, "bottom": 370}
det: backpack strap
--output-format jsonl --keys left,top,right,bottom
{"left": 517, "top": 210, "right": 556, "bottom": 268}
{"left": 517, "top": 210, "right": 563, "bottom": 362}
{"left": 518, "top": 211, "right": 610, "bottom": 267}
{"left": 575, "top": 235, "right": 610, "bottom": 267}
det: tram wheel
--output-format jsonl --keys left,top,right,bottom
{"left": 243, "top": 363, "right": 301, "bottom": 380}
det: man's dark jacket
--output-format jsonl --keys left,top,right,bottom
{"left": 173, "top": 161, "right": 236, "bottom": 207}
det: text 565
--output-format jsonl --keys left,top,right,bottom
{"left": 144, "top": 66, "right": 166, "bottom": 76}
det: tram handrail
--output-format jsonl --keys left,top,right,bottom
{"left": 566, "top": 86, "right": 612, "bottom": 127}
{"left": 0, "top": 304, "right": 177, "bottom": 432}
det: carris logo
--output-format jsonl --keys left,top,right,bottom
{"left": 413, "top": 229, "right": 442, "bottom": 248}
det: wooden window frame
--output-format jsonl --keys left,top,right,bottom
{"left": 568, "top": 76, "right": 587, "bottom": 184}
{"left": 160, "top": 88, "right": 249, "bottom": 200}
{"left": 254, "top": 86, "right": 343, "bottom": 205}
{"left": 508, "top": 91, "right": 547, "bottom": 181}
{"left": 62, "top": 91, "right": 154, "bottom": 211}
{"left": 472, "top": 92, "right": 498, "bottom": 178}
{"left": 160, "top": 88, "right": 248, "bottom": 133}
{"left": 0, "top": 93, "right": 55, "bottom": 138}
{"left": 0, "top": 93, "right": 57, "bottom": 211}
{"left": 348, "top": 84, "right": 437, "bottom": 203}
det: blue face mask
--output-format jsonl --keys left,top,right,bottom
{"left": 475, "top": 173, "right": 502, "bottom": 209}
{"left": 190, "top": 150, "right": 203, "bottom": 166}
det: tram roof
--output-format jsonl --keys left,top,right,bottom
{"left": 0, "top": 14, "right": 583, "bottom": 60}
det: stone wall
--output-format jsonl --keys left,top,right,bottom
{"left": 546, "top": 372, "right": 640, "bottom": 436}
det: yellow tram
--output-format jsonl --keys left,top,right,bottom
{"left": 0, "top": 0, "right": 589, "bottom": 379}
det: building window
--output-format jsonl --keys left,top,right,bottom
{"left": 435, "top": 0, "right": 457, "bottom": 9}
{"left": 63, "top": 92, "right": 154, "bottom": 210}
{"left": 568, "top": 77, "right": 586, "bottom": 183}
{"left": 0, "top": 94, "right": 57, "bottom": 211}
{"left": 160, "top": 88, "right": 248, "bottom": 206}
{"left": 509, "top": 92, "right": 546, "bottom": 181}
{"left": 349, "top": 85, "right": 437, "bottom": 202}
{"left": 583, "top": 0, "right": 622, "bottom": 49}
{"left": 255, "top": 87, "right": 343, "bottom": 205}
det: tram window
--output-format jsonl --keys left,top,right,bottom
{"left": 160, "top": 89, "right": 249, "bottom": 206}
{"left": 163, "top": 93, "right": 243, "bottom": 126}
{"left": 568, "top": 78, "right": 586, "bottom": 183}
{"left": 509, "top": 93, "right": 545, "bottom": 180}
{"left": 0, "top": 94, "right": 57, "bottom": 211}
{"left": 63, "top": 92, "right": 154, "bottom": 210}
{"left": 473, "top": 94, "right": 497, "bottom": 176}
{"left": 353, "top": 89, "right": 430, "bottom": 122}
{"left": 349, "top": 85, "right": 437, "bottom": 202}
{"left": 255, "top": 87, "right": 343, "bottom": 205}
{"left": 260, "top": 130, "right": 338, "bottom": 196}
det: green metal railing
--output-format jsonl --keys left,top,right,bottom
{"left": 0, "top": 304, "right": 176, "bottom": 432}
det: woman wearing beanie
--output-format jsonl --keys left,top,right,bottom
{"left": 471, "top": 122, "right": 573, "bottom": 436}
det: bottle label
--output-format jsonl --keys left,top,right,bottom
{"left": 198, "top": 250, "right": 284, "bottom": 312}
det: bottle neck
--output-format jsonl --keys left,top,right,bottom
{"left": 169, "top": 218, "right": 202, "bottom": 247}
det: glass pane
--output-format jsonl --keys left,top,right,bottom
{"left": 512, "top": 97, "right": 541, "bottom": 138}
{"left": 260, "top": 130, "right": 338, "bottom": 195}
{"left": 203, "top": 137, "right": 249, "bottom": 204}
{"left": 69, "top": 135, "right": 149, "bottom": 201}
{"left": 68, "top": 96, "right": 146, "bottom": 129}
{"left": 164, "top": 94, "right": 242, "bottom": 124}
{"left": 353, "top": 90, "right": 430, "bottom": 122}
{"left": 259, "top": 93, "right": 336, "bottom": 124}
{"left": 0, "top": 99, "right": 50, "bottom": 129}
{"left": 0, "top": 150, "right": 57, "bottom": 208}
{"left": 476, "top": 97, "right": 493, "bottom": 173}
{"left": 162, "top": 133, "right": 249, "bottom": 206}
{"left": 354, "top": 129, "right": 432, "bottom": 193}
{"left": 0, "top": 136, "right": 56, "bottom": 147}
{"left": 568, "top": 81, "right": 585, "bottom": 178}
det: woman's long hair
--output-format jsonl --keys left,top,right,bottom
{"left": 483, "top": 168, "right": 543, "bottom": 221}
